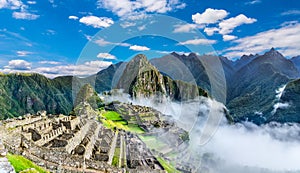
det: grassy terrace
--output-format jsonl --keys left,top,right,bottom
{"left": 7, "top": 153, "right": 49, "bottom": 173}
{"left": 99, "top": 110, "right": 145, "bottom": 134}
{"left": 157, "top": 157, "right": 181, "bottom": 173}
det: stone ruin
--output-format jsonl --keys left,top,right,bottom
{"left": 0, "top": 111, "right": 166, "bottom": 173}
{"left": 0, "top": 139, "right": 15, "bottom": 173}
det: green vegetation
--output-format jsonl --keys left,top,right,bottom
{"left": 112, "top": 147, "right": 120, "bottom": 167}
{"left": 157, "top": 157, "right": 180, "bottom": 173}
{"left": 102, "top": 111, "right": 124, "bottom": 121}
{"left": 99, "top": 110, "right": 144, "bottom": 134}
{"left": 7, "top": 153, "right": 49, "bottom": 173}
{"left": 139, "top": 135, "right": 167, "bottom": 150}
{"left": 0, "top": 73, "right": 74, "bottom": 120}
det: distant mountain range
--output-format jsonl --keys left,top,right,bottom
{"left": 0, "top": 48, "right": 300, "bottom": 125}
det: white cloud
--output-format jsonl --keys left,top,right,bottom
{"left": 84, "top": 34, "right": 92, "bottom": 41}
{"left": 275, "top": 85, "right": 287, "bottom": 100}
{"left": 45, "top": 29, "right": 56, "bottom": 35}
{"left": 4, "top": 59, "right": 31, "bottom": 70}
{"left": 97, "top": 53, "right": 117, "bottom": 60}
{"left": 94, "top": 38, "right": 112, "bottom": 46}
{"left": 178, "top": 38, "right": 217, "bottom": 45}
{"left": 218, "top": 14, "right": 257, "bottom": 35}
{"left": 0, "top": 0, "right": 23, "bottom": 9}
{"left": 192, "top": 8, "right": 229, "bottom": 25}
{"left": 27, "top": 1, "right": 36, "bottom": 5}
{"left": 129, "top": 45, "right": 150, "bottom": 51}
{"left": 12, "top": 11, "right": 39, "bottom": 20}
{"left": 16, "top": 50, "right": 33, "bottom": 56}
{"left": 156, "top": 50, "right": 194, "bottom": 56}
{"left": 223, "top": 35, "right": 237, "bottom": 41}
{"left": 138, "top": 25, "right": 146, "bottom": 31}
{"left": 1, "top": 0, "right": 39, "bottom": 20}
{"left": 281, "top": 10, "right": 300, "bottom": 16}
{"left": 34, "top": 60, "right": 112, "bottom": 78}
{"left": 224, "top": 22, "right": 300, "bottom": 58}
{"left": 272, "top": 102, "right": 290, "bottom": 115}
{"left": 245, "top": 0, "right": 261, "bottom": 5}
{"left": 204, "top": 27, "right": 219, "bottom": 36}
{"left": 94, "top": 38, "right": 131, "bottom": 47}
{"left": 97, "top": 0, "right": 186, "bottom": 18}
{"left": 173, "top": 24, "right": 197, "bottom": 33}
{"left": 68, "top": 15, "right": 78, "bottom": 20}
{"left": 79, "top": 16, "right": 114, "bottom": 28}
{"left": 120, "top": 21, "right": 136, "bottom": 28}
{"left": 38, "top": 61, "right": 61, "bottom": 65}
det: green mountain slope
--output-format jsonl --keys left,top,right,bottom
{"left": 0, "top": 73, "right": 73, "bottom": 119}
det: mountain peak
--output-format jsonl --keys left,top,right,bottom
{"left": 264, "top": 48, "right": 283, "bottom": 57}
{"left": 132, "top": 54, "right": 147, "bottom": 61}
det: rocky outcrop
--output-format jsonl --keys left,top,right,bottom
{"left": 117, "top": 54, "right": 207, "bottom": 101}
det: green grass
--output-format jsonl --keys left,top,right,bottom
{"left": 99, "top": 110, "right": 145, "bottom": 134}
{"left": 127, "top": 124, "right": 144, "bottom": 134}
{"left": 157, "top": 157, "right": 180, "bottom": 173}
{"left": 7, "top": 153, "right": 49, "bottom": 173}
{"left": 139, "top": 135, "right": 167, "bottom": 150}
{"left": 102, "top": 111, "right": 123, "bottom": 121}
{"left": 112, "top": 156, "right": 119, "bottom": 167}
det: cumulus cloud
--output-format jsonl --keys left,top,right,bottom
{"left": 191, "top": 8, "right": 256, "bottom": 38}
{"left": 0, "top": 0, "right": 23, "bottom": 9}
{"left": 192, "top": 8, "right": 229, "bottom": 25}
{"left": 12, "top": 11, "right": 39, "bottom": 20}
{"left": 97, "top": 0, "right": 186, "bottom": 18}
{"left": 79, "top": 16, "right": 114, "bottom": 28}
{"left": 178, "top": 38, "right": 216, "bottom": 45}
{"left": 129, "top": 45, "right": 150, "bottom": 51}
{"left": 4, "top": 59, "right": 31, "bottom": 70}
{"left": 0, "top": 0, "right": 39, "bottom": 20}
{"left": 223, "top": 35, "right": 237, "bottom": 41}
{"left": 97, "top": 53, "right": 117, "bottom": 60}
{"left": 218, "top": 14, "right": 257, "bottom": 35}
{"left": 173, "top": 24, "right": 198, "bottom": 33}
{"left": 68, "top": 15, "right": 78, "bottom": 20}
{"left": 204, "top": 27, "right": 219, "bottom": 36}
{"left": 224, "top": 22, "right": 300, "bottom": 58}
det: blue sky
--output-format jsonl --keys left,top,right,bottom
{"left": 0, "top": 0, "right": 300, "bottom": 77}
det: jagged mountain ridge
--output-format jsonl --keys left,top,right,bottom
{"left": 1, "top": 48, "right": 300, "bottom": 124}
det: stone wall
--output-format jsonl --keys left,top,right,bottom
{"left": 35, "top": 125, "right": 66, "bottom": 146}
{"left": 84, "top": 123, "right": 101, "bottom": 159}
{"left": 65, "top": 120, "right": 93, "bottom": 154}
{"left": 5, "top": 115, "right": 42, "bottom": 128}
